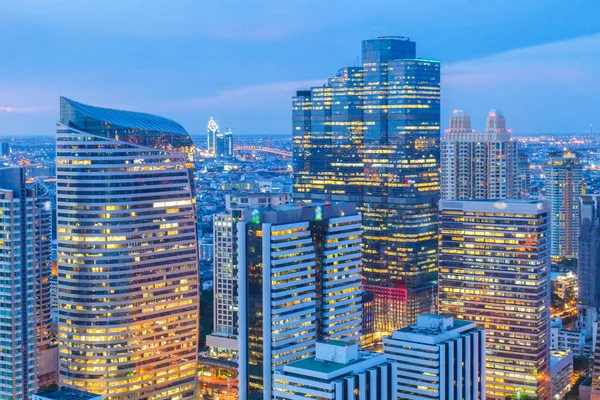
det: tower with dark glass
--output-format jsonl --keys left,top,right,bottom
{"left": 293, "top": 36, "right": 440, "bottom": 335}
{"left": 56, "top": 97, "right": 200, "bottom": 399}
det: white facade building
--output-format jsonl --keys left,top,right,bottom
{"left": 238, "top": 202, "right": 363, "bottom": 399}
{"left": 550, "top": 350, "right": 573, "bottom": 400}
{"left": 441, "top": 110, "right": 522, "bottom": 201}
{"left": 384, "top": 315, "right": 486, "bottom": 400}
{"left": 551, "top": 318, "right": 588, "bottom": 356}
{"left": 273, "top": 341, "right": 391, "bottom": 399}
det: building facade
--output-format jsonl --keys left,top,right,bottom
{"left": 580, "top": 195, "right": 600, "bottom": 308}
{"left": 384, "top": 314, "right": 486, "bottom": 400}
{"left": 237, "top": 202, "right": 363, "bottom": 399}
{"left": 550, "top": 350, "right": 573, "bottom": 400}
{"left": 56, "top": 98, "right": 199, "bottom": 399}
{"left": 207, "top": 117, "right": 219, "bottom": 156}
{"left": 293, "top": 36, "right": 440, "bottom": 335}
{"left": 545, "top": 151, "right": 582, "bottom": 258}
{"left": 273, "top": 341, "right": 391, "bottom": 400}
{"left": 438, "top": 200, "right": 552, "bottom": 400}
{"left": 207, "top": 193, "right": 290, "bottom": 357}
{"left": 441, "top": 109, "right": 521, "bottom": 201}
{"left": 0, "top": 167, "right": 37, "bottom": 399}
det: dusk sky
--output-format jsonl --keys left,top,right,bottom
{"left": 1, "top": 0, "right": 599, "bottom": 136}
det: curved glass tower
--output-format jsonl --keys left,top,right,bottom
{"left": 56, "top": 97, "right": 199, "bottom": 399}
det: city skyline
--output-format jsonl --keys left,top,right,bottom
{"left": 1, "top": 1, "right": 600, "bottom": 136}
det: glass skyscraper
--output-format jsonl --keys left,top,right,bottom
{"left": 56, "top": 98, "right": 199, "bottom": 399}
{"left": 293, "top": 36, "right": 440, "bottom": 335}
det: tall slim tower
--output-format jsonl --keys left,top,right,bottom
{"left": 56, "top": 97, "right": 199, "bottom": 399}
{"left": 207, "top": 117, "right": 219, "bottom": 156}
{"left": 0, "top": 167, "right": 37, "bottom": 398}
{"left": 438, "top": 199, "right": 551, "bottom": 400}
{"left": 441, "top": 109, "right": 521, "bottom": 200}
{"left": 579, "top": 195, "right": 600, "bottom": 309}
{"left": 238, "top": 202, "right": 363, "bottom": 399}
{"left": 545, "top": 151, "right": 583, "bottom": 258}
{"left": 293, "top": 36, "right": 440, "bottom": 334}
{"left": 28, "top": 178, "right": 56, "bottom": 388}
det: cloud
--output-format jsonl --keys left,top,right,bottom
{"left": 162, "top": 79, "right": 325, "bottom": 111}
{"left": 443, "top": 33, "right": 600, "bottom": 90}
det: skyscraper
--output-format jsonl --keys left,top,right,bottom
{"left": 545, "top": 151, "right": 582, "bottom": 258}
{"left": 293, "top": 36, "right": 440, "bottom": 335}
{"left": 0, "top": 167, "right": 37, "bottom": 398}
{"left": 207, "top": 193, "right": 290, "bottom": 357}
{"left": 438, "top": 200, "right": 551, "bottom": 400}
{"left": 441, "top": 109, "right": 521, "bottom": 200}
{"left": 1, "top": 142, "right": 9, "bottom": 158}
{"left": 56, "top": 97, "right": 199, "bottom": 399}
{"left": 207, "top": 117, "right": 219, "bottom": 156}
{"left": 579, "top": 195, "right": 600, "bottom": 309}
{"left": 238, "top": 202, "right": 363, "bottom": 399}
{"left": 223, "top": 127, "right": 233, "bottom": 159}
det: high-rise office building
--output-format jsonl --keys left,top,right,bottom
{"left": 545, "top": 151, "right": 582, "bottom": 258}
{"left": 238, "top": 202, "right": 363, "bottom": 399}
{"left": 216, "top": 128, "right": 233, "bottom": 159}
{"left": 207, "top": 117, "right": 219, "bottom": 156}
{"left": 56, "top": 97, "right": 199, "bottom": 399}
{"left": 206, "top": 193, "right": 290, "bottom": 357}
{"left": 579, "top": 195, "right": 600, "bottom": 309}
{"left": 384, "top": 314, "right": 486, "bottom": 400}
{"left": 441, "top": 109, "right": 521, "bottom": 200}
{"left": 0, "top": 167, "right": 37, "bottom": 398}
{"left": 293, "top": 36, "right": 440, "bottom": 335}
{"left": 438, "top": 200, "right": 551, "bottom": 400}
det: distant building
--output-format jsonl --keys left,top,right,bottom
{"left": 384, "top": 314, "right": 486, "bottom": 400}
{"left": 200, "top": 234, "right": 214, "bottom": 261}
{"left": 438, "top": 200, "right": 551, "bottom": 400}
{"left": 545, "top": 151, "right": 583, "bottom": 258}
{"left": 207, "top": 117, "right": 219, "bottom": 156}
{"left": 550, "top": 350, "right": 573, "bottom": 400}
{"left": 273, "top": 341, "right": 391, "bottom": 399}
{"left": 222, "top": 127, "right": 233, "bottom": 158}
{"left": 552, "top": 271, "right": 578, "bottom": 300}
{"left": 517, "top": 150, "right": 531, "bottom": 199}
{"left": 441, "top": 109, "right": 522, "bottom": 200}
{"left": 33, "top": 387, "right": 102, "bottom": 400}
{"left": 1, "top": 141, "right": 9, "bottom": 157}
{"left": 580, "top": 195, "right": 600, "bottom": 308}
{"left": 238, "top": 202, "right": 363, "bottom": 399}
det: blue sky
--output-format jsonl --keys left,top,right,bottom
{"left": 1, "top": 0, "right": 599, "bottom": 136}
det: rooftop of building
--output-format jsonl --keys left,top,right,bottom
{"left": 34, "top": 386, "right": 102, "bottom": 400}
{"left": 61, "top": 97, "right": 187, "bottom": 135}
{"left": 387, "top": 314, "right": 479, "bottom": 345}
{"left": 397, "top": 314, "right": 472, "bottom": 336}
{"left": 286, "top": 354, "right": 367, "bottom": 374}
